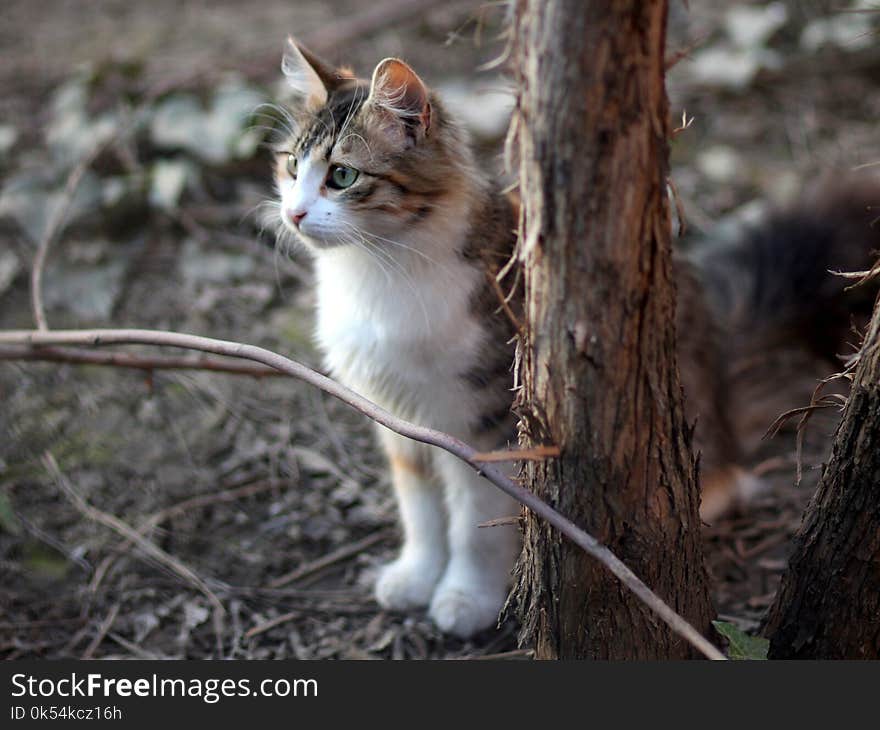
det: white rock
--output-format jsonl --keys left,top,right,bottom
{"left": 725, "top": 2, "right": 788, "bottom": 49}
{"left": 697, "top": 145, "right": 744, "bottom": 183}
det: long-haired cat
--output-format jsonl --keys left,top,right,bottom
{"left": 270, "top": 39, "right": 880, "bottom": 638}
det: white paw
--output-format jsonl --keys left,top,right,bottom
{"left": 428, "top": 584, "right": 506, "bottom": 638}
{"left": 374, "top": 555, "right": 444, "bottom": 610}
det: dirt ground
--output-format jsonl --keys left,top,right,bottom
{"left": 1, "top": 1, "right": 878, "bottom": 659}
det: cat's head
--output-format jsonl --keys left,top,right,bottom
{"left": 272, "top": 39, "right": 472, "bottom": 252}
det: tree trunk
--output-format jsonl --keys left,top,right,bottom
{"left": 512, "top": 0, "right": 715, "bottom": 659}
{"left": 765, "top": 298, "right": 880, "bottom": 659}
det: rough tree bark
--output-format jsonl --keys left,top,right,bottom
{"left": 512, "top": 0, "right": 715, "bottom": 659}
{"left": 765, "top": 296, "right": 880, "bottom": 659}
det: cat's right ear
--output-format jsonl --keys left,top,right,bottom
{"left": 282, "top": 37, "right": 328, "bottom": 111}
{"left": 366, "top": 58, "right": 432, "bottom": 145}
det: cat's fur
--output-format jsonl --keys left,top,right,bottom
{"left": 271, "top": 40, "right": 880, "bottom": 637}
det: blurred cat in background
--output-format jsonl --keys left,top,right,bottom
{"left": 269, "top": 39, "right": 880, "bottom": 637}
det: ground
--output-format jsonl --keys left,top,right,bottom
{"left": 1, "top": 1, "right": 878, "bottom": 659}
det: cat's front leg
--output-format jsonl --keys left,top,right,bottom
{"left": 428, "top": 451, "right": 521, "bottom": 638}
{"left": 374, "top": 427, "right": 448, "bottom": 610}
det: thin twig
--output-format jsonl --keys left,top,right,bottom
{"left": 467, "top": 648, "right": 534, "bottom": 660}
{"left": 852, "top": 160, "right": 880, "bottom": 171}
{"left": 834, "top": 260, "right": 880, "bottom": 288}
{"left": 664, "top": 35, "right": 707, "bottom": 70}
{"left": 472, "top": 445, "right": 560, "bottom": 462}
{"left": 5, "top": 329, "right": 726, "bottom": 659}
{"left": 268, "top": 528, "right": 394, "bottom": 589}
{"left": 85, "top": 480, "right": 282, "bottom": 606}
{"left": 244, "top": 610, "right": 301, "bottom": 640}
{"left": 667, "top": 175, "right": 688, "bottom": 237}
{"left": 81, "top": 603, "right": 120, "bottom": 659}
{"left": 763, "top": 401, "right": 838, "bottom": 441}
{"left": 106, "top": 632, "right": 168, "bottom": 660}
{"left": 0, "top": 344, "right": 285, "bottom": 377}
{"left": 763, "top": 364, "right": 854, "bottom": 485}
{"left": 41, "top": 450, "right": 225, "bottom": 616}
{"left": 137, "top": 480, "right": 283, "bottom": 535}
{"left": 486, "top": 269, "right": 524, "bottom": 332}
{"left": 478, "top": 516, "right": 522, "bottom": 528}
{"left": 671, "top": 110, "right": 695, "bottom": 137}
{"left": 31, "top": 144, "right": 106, "bottom": 330}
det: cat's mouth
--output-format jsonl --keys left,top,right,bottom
{"left": 283, "top": 220, "right": 348, "bottom": 251}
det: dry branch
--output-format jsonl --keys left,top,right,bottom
{"left": 267, "top": 528, "right": 394, "bottom": 589}
{"left": 81, "top": 603, "right": 120, "bottom": 660}
{"left": 0, "top": 344, "right": 284, "bottom": 377}
{"left": 244, "top": 610, "right": 301, "bottom": 640}
{"left": 138, "top": 480, "right": 283, "bottom": 533}
{"left": 31, "top": 143, "right": 107, "bottom": 330}
{"left": 3, "top": 328, "right": 725, "bottom": 660}
{"left": 41, "top": 451, "right": 225, "bottom": 615}
{"left": 471, "top": 445, "right": 560, "bottom": 462}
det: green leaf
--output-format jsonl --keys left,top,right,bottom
{"left": 713, "top": 620, "right": 769, "bottom": 660}
{"left": 22, "top": 542, "right": 71, "bottom": 580}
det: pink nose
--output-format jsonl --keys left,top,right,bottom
{"left": 288, "top": 210, "right": 307, "bottom": 227}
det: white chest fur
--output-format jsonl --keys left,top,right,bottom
{"left": 313, "top": 240, "right": 484, "bottom": 431}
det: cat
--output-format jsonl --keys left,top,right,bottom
{"left": 270, "top": 39, "right": 880, "bottom": 638}
{"left": 271, "top": 40, "right": 521, "bottom": 637}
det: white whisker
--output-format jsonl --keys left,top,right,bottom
{"left": 358, "top": 227, "right": 452, "bottom": 276}
{"left": 339, "top": 221, "right": 432, "bottom": 329}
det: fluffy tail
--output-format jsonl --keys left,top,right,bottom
{"left": 690, "top": 174, "right": 880, "bottom": 519}
{"left": 696, "top": 176, "right": 880, "bottom": 367}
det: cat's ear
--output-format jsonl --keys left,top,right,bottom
{"left": 282, "top": 38, "right": 329, "bottom": 111}
{"left": 366, "top": 58, "right": 432, "bottom": 142}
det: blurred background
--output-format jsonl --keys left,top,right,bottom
{"left": 0, "top": 1, "right": 878, "bottom": 659}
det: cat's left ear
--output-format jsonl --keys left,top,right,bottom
{"left": 366, "top": 58, "right": 432, "bottom": 142}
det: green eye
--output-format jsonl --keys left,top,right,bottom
{"left": 327, "top": 165, "right": 359, "bottom": 189}
{"left": 286, "top": 154, "right": 297, "bottom": 178}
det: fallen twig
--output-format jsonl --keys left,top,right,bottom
{"left": 84, "top": 479, "right": 283, "bottom": 608}
{"left": 4, "top": 329, "right": 726, "bottom": 659}
{"left": 106, "top": 632, "right": 168, "bottom": 660}
{"left": 31, "top": 142, "right": 107, "bottom": 330}
{"left": 137, "top": 480, "right": 284, "bottom": 535}
{"left": 42, "top": 451, "right": 225, "bottom": 616}
{"left": 466, "top": 648, "right": 534, "bottom": 660}
{"left": 81, "top": 603, "right": 120, "bottom": 660}
{"left": 244, "top": 610, "right": 301, "bottom": 640}
{"left": 268, "top": 528, "right": 395, "bottom": 589}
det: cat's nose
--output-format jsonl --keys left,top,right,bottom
{"left": 288, "top": 210, "right": 307, "bottom": 227}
